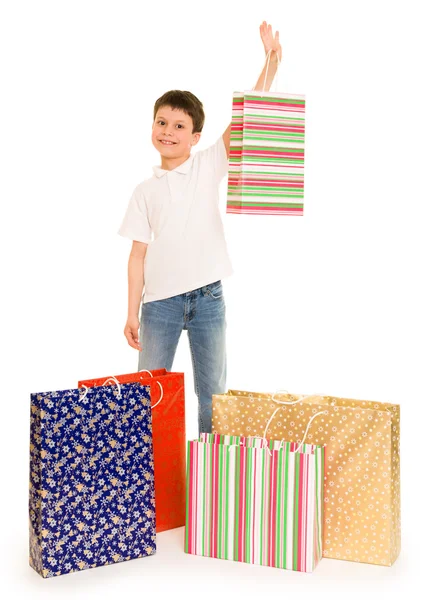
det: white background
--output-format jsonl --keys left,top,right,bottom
{"left": 1, "top": 0, "right": 425, "bottom": 598}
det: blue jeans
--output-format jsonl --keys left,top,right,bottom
{"left": 138, "top": 281, "right": 226, "bottom": 434}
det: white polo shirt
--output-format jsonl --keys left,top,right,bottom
{"left": 118, "top": 136, "right": 233, "bottom": 303}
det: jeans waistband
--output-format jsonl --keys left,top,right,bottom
{"left": 184, "top": 280, "right": 221, "bottom": 296}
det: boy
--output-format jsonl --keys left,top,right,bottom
{"left": 119, "top": 22, "right": 282, "bottom": 434}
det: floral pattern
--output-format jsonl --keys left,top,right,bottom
{"left": 29, "top": 382, "right": 155, "bottom": 578}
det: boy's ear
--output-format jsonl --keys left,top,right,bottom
{"left": 191, "top": 132, "right": 201, "bottom": 146}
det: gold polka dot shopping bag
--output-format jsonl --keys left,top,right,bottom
{"left": 212, "top": 390, "right": 400, "bottom": 566}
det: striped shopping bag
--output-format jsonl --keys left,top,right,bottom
{"left": 185, "top": 433, "right": 324, "bottom": 573}
{"left": 227, "top": 90, "right": 305, "bottom": 216}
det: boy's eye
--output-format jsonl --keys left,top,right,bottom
{"left": 158, "top": 120, "right": 165, "bottom": 125}
{"left": 177, "top": 124, "right": 183, "bottom": 129}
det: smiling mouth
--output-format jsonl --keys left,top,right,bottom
{"left": 159, "top": 140, "right": 176, "bottom": 145}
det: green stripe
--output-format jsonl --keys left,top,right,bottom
{"left": 240, "top": 132, "right": 305, "bottom": 138}
{"left": 283, "top": 448, "right": 289, "bottom": 568}
{"left": 227, "top": 199, "right": 304, "bottom": 207}
{"left": 228, "top": 170, "right": 303, "bottom": 177}
{"left": 228, "top": 192, "right": 303, "bottom": 200}
{"left": 242, "top": 145, "right": 304, "bottom": 153}
{"left": 245, "top": 447, "right": 252, "bottom": 562}
{"left": 234, "top": 447, "right": 240, "bottom": 561}
{"left": 228, "top": 185, "right": 303, "bottom": 192}
{"left": 264, "top": 449, "right": 271, "bottom": 566}
{"left": 208, "top": 443, "right": 213, "bottom": 557}
{"left": 228, "top": 158, "right": 304, "bottom": 165}
{"left": 224, "top": 443, "right": 230, "bottom": 560}
{"left": 242, "top": 157, "right": 304, "bottom": 164}
{"left": 233, "top": 96, "right": 305, "bottom": 106}
{"left": 314, "top": 449, "right": 320, "bottom": 561}
{"left": 259, "top": 450, "right": 265, "bottom": 565}
{"left": 276, "top": 448, "right": 283, "bottom": 567}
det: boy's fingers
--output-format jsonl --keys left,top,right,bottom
{"left": 131, "top": 329, "right": 141, "bottom": 350}
{"left": 124, "top": 328, "right": 139, "bottom": 350}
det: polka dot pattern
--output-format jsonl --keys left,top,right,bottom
{"left": 212, "top": 390, "right": 400, "bottom": 566}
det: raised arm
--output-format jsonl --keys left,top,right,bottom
{"left": 222, "top": 21, "right": 283, "bottom": 157}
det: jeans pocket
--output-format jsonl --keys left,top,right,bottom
{"left": 208, "top": 282, "right": 223, "bottom": 300}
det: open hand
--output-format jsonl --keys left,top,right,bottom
{"left": 260, "top": 21, "right": 282, "bottom": 62}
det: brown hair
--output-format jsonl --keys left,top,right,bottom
{"left": 153, "top": 90, "right": 205, "bottom": 133}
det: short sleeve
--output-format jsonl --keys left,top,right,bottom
{"left": 197, "top": 136, "right": 229, "bottom": 182}
{"left": 118, "top": 185, "right": 152, "bottom": 243}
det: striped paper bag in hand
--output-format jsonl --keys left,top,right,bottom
{"left": 227, "top": 89, "right": 305, "bottom": 216}
{"left": 185, "top": 433, "right": 324, "bottom": 573}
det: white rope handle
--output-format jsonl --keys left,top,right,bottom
{"left": 102, "top": 376, "right": 122, "bottom": 398}
{"left": 262, "top": 393, "right": 321, "bottom": 441}
{"left": 276, "top": 407, "right": 327, "bottom": 453}
{"left": 150, "top": 381, "right": 164, "bottom": 409}
{"left": 294, "top": 411, "right": 328, "bottom": 453}
{"left": 137, "top": 370, "right": 164, "bottom": 410}
{"left": 79, "top": 384, "right": 89, "bottom": 401}
{"left": 252, "top": 48, "right": 282, "bottom": 94}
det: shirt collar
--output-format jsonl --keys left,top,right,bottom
{"left": 152, "top": 154, "right": 195, "bottom": 178}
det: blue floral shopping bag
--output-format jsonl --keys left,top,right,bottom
{"left": 29, "top": 381, "right": 156, "bottom": 578}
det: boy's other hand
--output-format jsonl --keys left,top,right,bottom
{"left": 124, "top": 316, "right": 142, "bottom": 351}
{"left": 260, "top": 21, "right": 282, "bottom": 62}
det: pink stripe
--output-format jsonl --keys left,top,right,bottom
{"left": 229, "top": 176, "right": 304, "bottom": 182}
{"left": 227, "top": 211, "right": 303, "bottom": 217}
{"left": 270, "top": 451, "right": 278, "bottom": 567}
{"left": 297, "top": 454, "right": 305, "bottom": 571}
{"left": 244, "top": 125, "right": 305, "bottom": 133}
{"left": 210, "top": 442, "right": 215, "bottom": 557}
{"left": 194, "top": 442, "right": 198, "bottom": 553}
{"left": 252, "top": 452, "right": 257, "bottom": 564}
{"left": 228, "top": 180, "right": 304, "bottom": 189}
{"left": 234, "top": 163, "right": 305, "bottom": 169}
{"left": 204, "top": 443, "right": 209, "bottom": 556}
{"left": 244, "top": 99, "right": 305, "bottom": 108}
{"left": 243, "top": 151, "right": 305, "bottom": 158}
{"left": 213, "top": 443, "right": 219, "bottom": 558}
{"left": 227, "top": 206, "right": 303, "bottom": 213}
{"left": 302, "top": 455, "right": 308, "bottom": 571}
{"left": 187, "top": 443, "right": 193, "bottom": 553}
{"left": 304, "top": 457, "right": 310, "bottom": 571}
{"left": 238, "top": 449, "right": 246, "bottom": 562}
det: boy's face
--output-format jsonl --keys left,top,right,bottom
{"left": 152, "top": 105, "right": 200, "bottom": 158}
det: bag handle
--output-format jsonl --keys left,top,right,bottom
{"left": 78, "top": 377, "right": 122, "bottom": 401}
{"left": 252, "top": 48, "right": 282, "bottom": 94}
{"left": 137, "top": 369, "right": 164, "bottom": 409}
{"left": 102, "top": 376, "right": 122, "bottom": 398}
{"left": 262, "top": 392, "right": 327, "bottom": 452}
